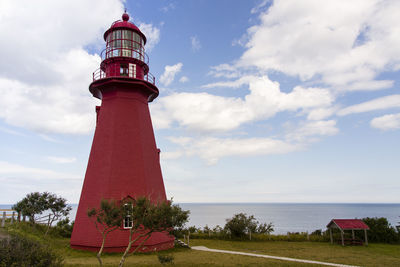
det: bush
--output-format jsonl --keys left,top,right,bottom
{"left": 257, "top": 222, "right": 274, "bottom": 235}
{"left": 224, "top": 213, "right": 273, "bottom": 239}
{"left": 12, "top": 191, "right": 71, "bottom": 236}
{"left": 310, "top": 229, "right": 322, "bottom": 236}
{"left": 362, "top": 217, "right": 399, "bottom": 243}
{"left": 0, "top": 234, "right": 64, "bottom": 267}
{"left": 157, "top": 254, "right": 174, "bottom": 265}
{"left": 54, "top": 218, "right": 74, "bottom": 238}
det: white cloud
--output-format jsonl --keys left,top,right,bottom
{"left": 370, "top": 113, "right": 400, "bottom": 130}
{"left": 152, "top": 73, "right": 337, "bottom": 163}
{"left": 46, "top": 156, "right": 77, "bottom": 164}
{"left": 38, "top": 134, "right": 62, "bottom": 143}
{"left": 191, "top": 36, "right": 202, "bottom": 51}
{"left": 250, "top": 0, "right": 271, "bottom": 14}
{"left": 0, "top": 0, "right": 124, "bottom": 134}
{"left": 0, "top": 126, "right": 27, "bottom": 137}
{"left": 0, "top": 72, "right": 98, "bottom": 134}
{"left": 179, "top": 76, "right": 189, "bottom": 83}
{"left": 202, "top": 76, "right": 254, "bottom": 89}
{"left": 161, "top": 3, "right": 176, "bottom": 13}
{"left": 152, "top": 76, "right": 334, "bottom": 132}
{"left": 337, "top": 95, "right": 400, "bottom": 116}
{"left": 138, "top": 23, "right": 161, "bottom": 51}
{"left": 159, "top": 63, "right": 183, "bottom": 86}
{"left": 239, "top": 0, "right": 400, "bottom": 91}
{"left": 167, "top": 136, "right": 301, "bottom": 165}
{"left": 208, "top": 63, "right": 241, "bottom": 79}
{"left": 307, "top": 107, "right": 337, "bottom": 121}
{"left": 285, "top": 120, "right": 339, "bottom": 142}
{"left": 0, "top": 161, "right": 80, "bottom": 180}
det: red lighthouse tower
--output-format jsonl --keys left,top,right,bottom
{"left": 70, "top": 13, "right": 174, "bottom": 252}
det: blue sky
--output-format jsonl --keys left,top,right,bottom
{"left": 0, "top": 0, "right": 399, "bottom": 204}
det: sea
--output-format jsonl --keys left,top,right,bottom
{"left": 2, "top": 203, "right": 399, "bottom": 234}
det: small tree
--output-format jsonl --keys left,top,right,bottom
{"left": 362, "top": 217, "right": 399, "bottom": 243}
{"left": 12, "top": 192, "right": 50, "bottom": 223}
{"left": 45, "top": 193, "right": 72, "bottom": 235}
{"left": 224, "top": 213, "right": 274, "bottom": 238}
{"left": 87, "top": 199, "right": 124, "bottom": 267}
{"left": 12, "top": 192, "right": 72, "bottom": 235}
{"left": 224, "top": 213, "right": 258, "bottom": 238}
{"left": 118, "top": 197, "right": 189, "bottom": 267}
{"left": 212, "top": 225, "right": 223, "bottom": 233}
{"left": 54, "top": 218, "right": 74, "bottom": 238}
{"left": 257, "top": 222, "right": 274, "bottom": 235}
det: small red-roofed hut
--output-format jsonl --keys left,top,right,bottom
{"left": 327, "top": 219, "right": 369, "bottom": 246}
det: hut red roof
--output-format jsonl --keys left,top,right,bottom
{"left": 327, "top": 219, "right": 369, "bottom": 230}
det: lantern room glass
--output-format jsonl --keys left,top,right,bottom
{"left": 106, "top": 30, "right": 144, "bottom": 61}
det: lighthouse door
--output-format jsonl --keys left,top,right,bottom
{"left": 128, "top": 63, "right": 136, "bottom": 78}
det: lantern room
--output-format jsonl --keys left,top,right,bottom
{"left": 91, "top": 12, "right": 155, "bottom": 91}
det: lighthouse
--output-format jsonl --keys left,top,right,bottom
{"left": 70, "top": 12, "right": 174, "bottom": 252}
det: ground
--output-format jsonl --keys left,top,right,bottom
{"left": 59, "top": 239, "right": 400, "bottom": 266}
{"left": 2, "top": 224, "right": 400, "bottom": 266}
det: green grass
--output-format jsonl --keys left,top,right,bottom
{"left": 2, "top": 223, "right": 400, "bottom": 266}
{"left": 189, "top": 239, "right": 400, "bottom": 267}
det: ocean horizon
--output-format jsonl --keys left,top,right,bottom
{"left": 2, "top": 202, "right": 399, "bottom": 234}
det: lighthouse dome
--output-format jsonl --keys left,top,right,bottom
{"left": 103, "top": 12, "right": 147, "bottom": 45}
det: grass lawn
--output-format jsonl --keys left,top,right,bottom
{"left": 2, "top": 224, "right": 400, "bottom": 266}
{"left": 58, "top": 238, "right": 400, "bottom": 266}
{"left": 189, "top": 239, "right": 400, "bottom": 267}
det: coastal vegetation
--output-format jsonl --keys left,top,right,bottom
{"left": 12, "top": 191, "right": 72, "bottom": 235}
{"left": 1, "top": 192, "right": 400, "bottom": 266}
{"left": 86, "top": 197, "right": 189, "bottom": 267}
{"left": 182, "top": 215, "right": 400, "bottom": 244}
{"left": 0, "top": 232, "right": 64, "bottom": 267}
{"left": 223, "top": 213, "right": 274, "bottom": 238}
{"left": 1, "top": 222, "right": 400, "bottom": 266}
{"left": 87, "top": 199, "right": 124, "bottom": 267}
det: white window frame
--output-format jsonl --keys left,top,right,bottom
{"left": 129, "top": 63, "right": 136, "bottom": 78}
{"left": 123, "top": 203, "right": 133, "bottom": 229}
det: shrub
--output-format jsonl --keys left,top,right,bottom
{"left": 310, "top": 229, "right": 322, "bottom": 236}
{"left": 12, "top": 191, "right": 71, "bottom": 236}
{"left": 12, "top": 192, "right": 49, "bottom": 223}
{"left": 224, "top": 213, "right": 274, "bottom": 239}
{"left": 257, "top": 222, "right": 274, "bottom": 235}
{"left": 188, "top": 226, "right": 200, "bottom": 233}
{"left": 362, "top": 217, "right": 399, "bottom": 243}
{"left": 118, "top": 197, "right": 189, "bottom": 267}
{"left": 224, "top": 213, "right": 258, "bottom": 238}
{"left": 157, "top": 254, "right": 174, "bottom": 265}
{"left": 54, "top": 218, "right": 74, "bottom": 238}
{"left": 0, "top": 234, "right": 63, "bottom": 267}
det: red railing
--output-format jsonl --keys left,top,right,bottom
{"left": 92, "top": 67, "right": 155, "bottom": 85}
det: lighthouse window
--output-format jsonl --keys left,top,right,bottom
{"left": 133, "top": 32, "right": 142, "bottom": 49}
{"left": 122, "top": 30, "right": 132, "bottom": 40}
{"left": 123, "top": 203, "right": 133, "bottom": 229}
{"left": 120, "top": 64, "right": 129, "bottom": 76}
{"left": 115, "top": 30, "right": 121, "bottom": 39}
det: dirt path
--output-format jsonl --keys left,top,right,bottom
{"left": 191, "top": 246, "right": 360, "bottom": 267}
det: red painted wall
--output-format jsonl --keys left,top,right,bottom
{"left": 70, "top": 84, "right": 173, "bottom": 252}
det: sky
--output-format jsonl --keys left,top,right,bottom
{"left": 0, "top": 0, "right": 399, "bottom": 204}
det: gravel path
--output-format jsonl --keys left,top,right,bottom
{"left": 191, "top": 246, "right": 360, "bottom": 267}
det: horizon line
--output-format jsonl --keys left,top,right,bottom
{"left": 2, "top": 202, "right": 400, "bottom": 205}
